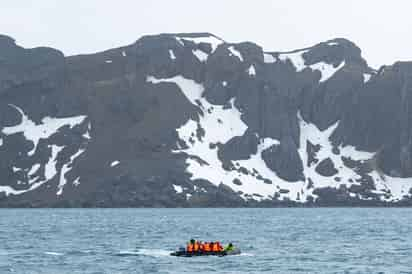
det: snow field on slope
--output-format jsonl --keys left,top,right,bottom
{"left": 0, "top": 145, "right": 63, "bottom": 196}
{"left": 0, "top": 105, "right": 90, "bottom": 196}
{"left": 146, "top": 73, "right": 412, "bottom": 202}
{"left": 278, "top": 50, "right": 345, "bottom": 82}
{"left": 174, "top": 35, "right": 225, "bottom": 63}
{"left": 2, "top": 104, "right": 87, "bottom": 156}
{"left": 57, "top": 148, "right": 85, "bottom": 195}
{"left": 228, "top": 46, "right": 243, "bottom": 61}
{"left": 147, "top": 75, "right": 295, "bottom": 201}
{"left": 297, "top": 113, "right": 412, "bottom": 202}
{"left": 297, "top": 114, "right": 369, "bottom": 201}
{"left": 363, "top": 73, "right": 372, "bottom": 83}
{"left": 263, "top": 53, "right": 276, "bottom": 63}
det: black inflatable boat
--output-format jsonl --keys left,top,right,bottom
{"left": 170, "top": 248, "right": 241, "bottom": 257}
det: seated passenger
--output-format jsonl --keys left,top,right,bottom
{"left": 204, "top": 242, "right": 211, "bottom": 252}
{"left": 193, "top": 241, "right": 200, "bottom": 252}
{"left": 224, "top": 243, "right": 234, "bottom": 252}
{"left": 212, "top": 242, "right": 220, "bottom": 252}
{"left": 217, "top": 242, "right": 224, "bottom": 252}
{"left": 187, "top": 239, "right": 195, "bottom": 252}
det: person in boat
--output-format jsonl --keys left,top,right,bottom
{"left": 187, "top": 239, "right": 195, "bottom": 252}
{"left": 209, "top": 242, "right": 215, "bottom": 252}
{"left": 199, "top": 241, "right": 205, "bottom": 252}
{"left": 212, "top": 241, "right": 223, "bottom": 252}
{"left": 193, "top": 240, "right": 200, "bottom": 253}
{"left": 204, "top": 242, "right": 212, "bottom": 253}
{"left": 224, "top": 243, "right": 234, "bottom": 252}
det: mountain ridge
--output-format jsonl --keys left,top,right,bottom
{"left": 1, "top": 32, "right": 412, "bottom": 207}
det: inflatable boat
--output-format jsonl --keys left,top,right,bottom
{"left": 170, "top": 248, "right": 241, "bottom": 257}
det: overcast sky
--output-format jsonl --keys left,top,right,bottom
{"left": 1, "top": 0, "right": 411, "bottom": 68}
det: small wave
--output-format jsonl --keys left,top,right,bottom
{"left": 115, "top": 250, "right": 140, "bottom": 257}
{"left": 116, "top": 249, "right": 171, "bottom": 257}
{"left": 239, "top": 252, "right": 254, "bottom": 257}
{"left": 67, "top": 250, "right": 96, "bottom": 256}
{"left": 44, "top": 251, "right": 64, "bottom": 256}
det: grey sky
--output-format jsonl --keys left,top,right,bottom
{"left": 1, "top": 0, "right": 411, "bottom": 68}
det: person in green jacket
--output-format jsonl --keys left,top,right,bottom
{"left": 224, "top": 243, "right": 234, "bottom": 252}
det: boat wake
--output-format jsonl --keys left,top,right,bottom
{"left": 116, "top": 249, "right": 171, "bottom": 257}
{"left": 44, "top": 251, "right": 64, "bottom": 256}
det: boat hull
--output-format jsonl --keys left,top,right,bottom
{"left": 170, "top": 248, "right": 241, "bottom": 257}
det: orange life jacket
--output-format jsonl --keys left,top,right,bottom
{"left": 199, "top": 243, "right": 204, "bottom": 251}
{"left": 212, "top": 242, "right": 219, "bottom": 252}
{"left": 204, "top": 243, "right": 211, "bottom": 252}
{"left": 218, "top": 242, "right": 223, "bottom": 251}
{"left": 194, "top": 242, "right": 200, "bottom": 252}
{"left": 187, "top": 243, "right": 193, "bottom": 252}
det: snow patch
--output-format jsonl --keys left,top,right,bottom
{"left": 173, "top": 184, "right": 183, "bottom": 193}
{"left": 310, "top": 61, "right": 345, "bottom": 82}
{"left": 298, "top": 113, "right": 370, "bottom": 198}
{"left": 192, "top": 49, "right": 208, "bottom": 62}
{"left": 278, "top": 50, "right": 345, "bottom": 82}
{"left": 57, "top": 148, "right": 85, "bottom": 195}
{"left": 169, "top": 49, "right": 176, "bottom": 60}
{"left": 222, "top": 81, "right": 227, "bottom": 87}
{"left": 0, "top": 145, "right": 64, "bottom": 196}
{"left": 228, "top": 46, "right": 243, "bottom": 61}
{"left": 248, "top": 65, "right": 256, "bottom": 76}
{"left": 0, "top": 138, "right": 2, "bottom": 146}
{"left": 73, "top": 177, "right": 80, "bottom": 186}
{"left": 2, "top": 104, "right": 87, "bottom": 156}
{"left": 28, "top": 164, "right": 41, "bottom": 177}
{"left": 44, "top": 145, "right": 65, "bottom": 182}
{"left": 110, "top": 161, "right": 120, "bottom": 167}
{"left": 278, "top": 50, "right": 308, "bottom": 72}
{"left": 176, "top": 35, "right": 223, "bottom": 53}
{"left": 147, "top": 76, "right": 203, "bottom": 105}
{"left": 373, "top": 174, "right": 412, "bottom": 202}
{"left": 84, "top": 122, "right": 91, "bottom": 139}
{"left": 105, "top": 60, "right": 113, "bottom": 64}
{"left": 263, "top": 53, "right": 276, "bottom": 63}
{"left": 363, "top": 73, "right": 372, "bottom": 83}
{"left": 122, "top": 51, "right": 126, "bottom": 57}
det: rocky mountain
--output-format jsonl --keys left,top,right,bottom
{"left": 1, "top": 33, "right": 412, "bottom": 207}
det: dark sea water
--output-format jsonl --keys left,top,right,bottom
{"left": 1, "top": 208, "right": 412, "bottom": 274}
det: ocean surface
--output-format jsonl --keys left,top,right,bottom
{"left": 1, "top": 208, "right": 412, "bottom": 274}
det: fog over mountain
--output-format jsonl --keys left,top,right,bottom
{"left": 1, "top": 33, "right": 412, "bottom": 207}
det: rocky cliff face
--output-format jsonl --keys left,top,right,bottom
{"left": 1, "top": 33, "right": 412, "bottom": 207}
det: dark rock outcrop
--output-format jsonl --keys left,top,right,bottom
{"left": 315, "top": 158, "right": 338, "bottom": 177}
{"left": 261, "top": 138, "right": 304, "bottom": 182}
